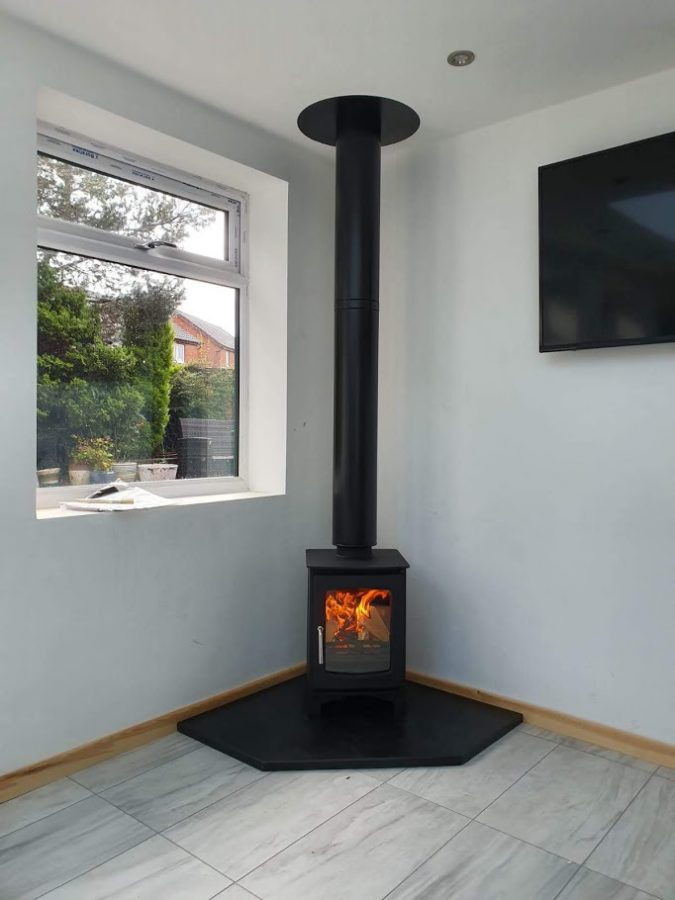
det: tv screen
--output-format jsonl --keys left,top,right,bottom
{"left": 539, "top": 130, "right": 675, "bottom": 351}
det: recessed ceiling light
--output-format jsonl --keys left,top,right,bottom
{"left": 447, "top": 50, "right": 476, "bottom": 67}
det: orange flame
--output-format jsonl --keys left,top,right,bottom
{"left": 325, "top": 588, "right": 390, "bottom": 641}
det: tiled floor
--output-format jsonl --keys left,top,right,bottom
{"left": 1, "top": 726, "right": 674, "bottom": 900}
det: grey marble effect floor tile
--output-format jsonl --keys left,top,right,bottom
{"left": 0, "top": 795, "right": 152, "bottom": 900}
{"left": 552, "top": 738, "right": 656, "bottom": 773}
{"left": 390, "top": 731, "right": 553, "bottom": 816}
{"left": 217, "top": 886, "right": 261, "bottom": 900}
{"left": 587, "top": 775, "right": 675, "bottom": 900}
{"left": 241, "top": 783, "right": 467, "bottom": 900}
{"left": 357, "top": 767, "right": 404, "bottom": 781}
{"left": 102, "top": 746, "right": 265, "bottom": 831}
{"left": 387, "top": 821, "right": 577, "bottom": 900}
{"left": 518, "top": 723, "right": 560, "bottom": 740}
{"left": 518, "top": 725, "right": 657, "bottom": 773}
{"left": 558, "top": 867, "right": 656, "bottom": 900}
{"left": 0, "top": 778, "right": 91, "bottom": 838}
{"left": 478, "top": 745, "right": 649, "bottom": 863}
{"left": 40, "top": 833, "right": 230, "bottom": 899}
{"left": 72, "top": 732, "right": 200, "bottom": 792}
{"left": 657, "top": 765, "right": 675, "bottom": 782}
{"left": 166, "top": 770, "right": 378, "bottom": 879}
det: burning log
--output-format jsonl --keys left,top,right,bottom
{"left": 359, "top": 605, "right": 389, "bottom": 642}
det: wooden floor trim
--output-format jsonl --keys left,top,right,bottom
{"left": 4, "top": 664, "right": 673, "bottom": 804}
{"left": 407, "top": 670, "right": 675, "bottom": 769}
{"left": 0, "top": 663, "right": 306, "bottom": 804}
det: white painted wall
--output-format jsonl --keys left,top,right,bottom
{"left": 0, "top": 15, "right": 334, "bottom": 773}
{"left": 379, "top": 67, "right": 675, "bottom": 744}
{"left": 4, "top": 10, "right": 674, "bottom": 772}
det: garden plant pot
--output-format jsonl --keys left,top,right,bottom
{"left": 37, "top": 467, "right": 60, "bottom": 487}
{"left": 112, "top": 462, "right": 137, "bottom": 483}
{"left": 69, "top": 467, "right": 90, "bottom": 486}
{"left": 90, "top": 470, "right": 116, "bottom": 484}
{"left": 137, "top": 463, "right": 178, "bottom": 482}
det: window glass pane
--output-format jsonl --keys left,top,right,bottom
{"left": 38, "top": 154, "right": 228, "bottom": 260}
{"left": 37, "top": 250, "right": 237, "bottom": 487}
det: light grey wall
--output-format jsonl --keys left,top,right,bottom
{"left": 380, "top": 66, "right": 675, "bottom": 744}
{"left": 6, "top": 12, "right": 674, "bottom": 773}
{"left": 0, "top": 15, "right": 334, "bottom": 773}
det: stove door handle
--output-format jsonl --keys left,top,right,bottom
{"left": 317, "top": 625, "right": 324, "bottom": 665}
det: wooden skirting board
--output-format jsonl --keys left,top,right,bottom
{"left": 1, "top": 664, "right": 673, "bottom": 803}
{"left": 407, "top": 670, "right": 675, "bottom": 769}
{"left": 0, "top": 663, "right": 305, "bottom": 804}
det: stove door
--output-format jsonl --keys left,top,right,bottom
{"left": 308, "top": 570, "right": 406, "bottom": 692}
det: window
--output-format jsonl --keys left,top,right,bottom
{"left": 36, "top": 123, "right": 247, "bottom": 497}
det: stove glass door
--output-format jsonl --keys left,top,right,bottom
{"left": 324, "top": 588, "right": 392, "bottom": 673}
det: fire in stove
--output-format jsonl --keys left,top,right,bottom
{"left": 324, "top": 588, "right": 392, "bottom": 674}
{"left": 325, "top": 589, "right": 391, "bottom": 642}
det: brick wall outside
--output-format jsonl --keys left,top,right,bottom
{"left": 172, "top": 313, "right": 235, "bottom": 369}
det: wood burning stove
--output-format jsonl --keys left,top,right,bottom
{"left": 306, "top": 549, "right": 408, "bottom": 715}
{"left": 298, "top": 96, "right": 419, "bottom": 714}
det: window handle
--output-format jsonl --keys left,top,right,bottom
{"left": 134, "top": 240, "right": 177, "bottom": 251}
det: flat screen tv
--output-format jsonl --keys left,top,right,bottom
{"left": 539, "top": 130, "right": 675, "bottom": 351}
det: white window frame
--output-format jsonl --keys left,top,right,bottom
{"left": 36, "top": 122, "right": 249, "bottom": 510}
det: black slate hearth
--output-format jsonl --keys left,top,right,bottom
{"left": 178, "top": 676, "right": 522, "bottom": 771}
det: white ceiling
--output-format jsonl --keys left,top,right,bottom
{"left": 4, "top": 0, "right": 675, "bottom": 150}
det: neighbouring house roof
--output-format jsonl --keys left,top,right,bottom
{"left": 175, "top": 311, "right": 235, "bottom": 351}
{"left": 172, "top": 322, "right": 201, "bottom": 344}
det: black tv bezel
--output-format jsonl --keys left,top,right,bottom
{"left": 538, "top": 128, "right": 675, "bottom": 353}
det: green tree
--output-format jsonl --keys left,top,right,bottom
{"left": 37, "top": 263, "right": 136, "bottom": 383}
{"left": 37, "top": 262, "right": 148, "bottom": 468}
{"left": 131, "top": 323, "right": 175, "bottom": 457}
{"left": 112, "top": 280, "right": 180, "bottom": 456}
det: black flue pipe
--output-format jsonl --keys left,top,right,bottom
{"left": 333, "top": 101, "right": 380, "bottom": 555}
{"left": 298, "top": 96, "right": 419, "bottom": 557}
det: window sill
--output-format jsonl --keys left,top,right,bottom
{"left": 36, "top": 489, "right": 277, "bottom": 520}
